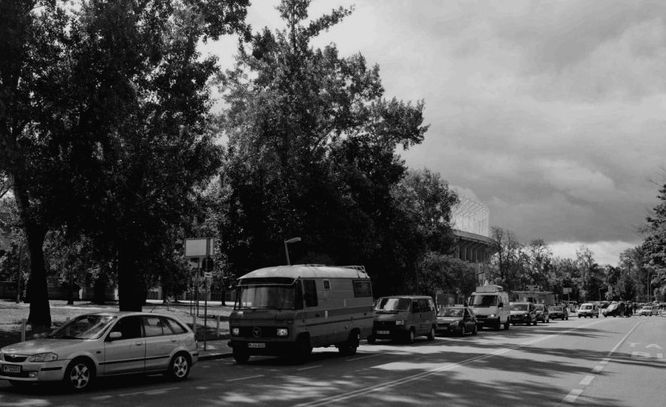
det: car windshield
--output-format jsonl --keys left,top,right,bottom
{"left": 49, "top": 314, "right": 116, "bottom": 339}
{"left": 438, "top": 308, "right": 463, "bottom": 317}
{"left": 511, "top": 304, "right": 528, "bottom": 311}
{"left": 235, "top": 284, "right": 297, "bottom": 310}
{"left": 376, "top": 298, "right": 411, "bottom": 311}
{"left": 469, "top": 294, "right": 498, "bottom": 307}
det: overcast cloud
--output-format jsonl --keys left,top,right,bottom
{"left": 208, "top": 0, "right": 666, "bottom": 265}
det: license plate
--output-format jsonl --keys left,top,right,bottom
{"left": 376, "top": 330, "right": 390, "bottom": 335}
{"left": 248, "top": 342, "right": 265, "bottom": 349}
{"left": 2, "top": 364, "right": 21, "bottom": 373}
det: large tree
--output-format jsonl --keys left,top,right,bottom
{"left": 219, "top": 0, "right": 428, "bottom": 293}
{"left": 642, "top": 183, "right": 666, "bottom": 300}
{"left": 1, "top": 0, "right": 249, "bottom": 317}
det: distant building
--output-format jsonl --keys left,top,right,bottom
{"left": 450, "top": 188, "right": 497, "bottom": 283}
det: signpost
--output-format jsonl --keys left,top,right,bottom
{"left": 185, "top": 238, "right": 215, "bottom": 351}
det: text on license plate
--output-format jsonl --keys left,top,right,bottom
{"left": 248, "top": 342, "right": 266, "bottom": 349}
{"left": 2, "top": 365, "right": 21, "bottom": 373}
{"left": 377, "top": 330, "right": 390, "bottom": 335}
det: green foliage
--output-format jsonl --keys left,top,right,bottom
{"left": 416, "top": 252, "right": 476, "bottom": 300}
{"left": 219, "top": 0, "right": 432, "bottom": 295}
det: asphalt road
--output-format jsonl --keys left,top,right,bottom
{"left": 0, "top": 315, "right": 664, "bottom": 407}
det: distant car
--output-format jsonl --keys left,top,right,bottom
{"left": 370, "top": 296, "right": 437, "bottom": 344}
{"left": 436, "top": 306, "right": 478, "bottom": 336}
{"left": 534, "top": 304, "right": 550, "bottom": 323}
{"left": 548, "top": 305, "right": 568, "bottom": 320}
{"left": 577, "top": 303, "right": 599, "bottom": 318}
{"left": 638, "top": 306, "right": 658, "bottom": 316}
{"left": 603, "top": 302, "right": 625, "bottom": 317}
{"left": 0, "top": 312, "right": 198, "bottom": 391}
{"left": 510, "top": 302, "right": 537, "bottom": 326}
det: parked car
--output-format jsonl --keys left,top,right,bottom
{"left": 548, "top": 305, "right": 569, "bottom": 320}
{"left": 435, "top": 306, "right": 478, "bottom": 336}
{"left": 0, "top": 312, "right": 198, "bottom": 391}
{"left": 602, "top": 302, "right": 625, "bottom": 317}
{"left": 637, "top": 306, "right": 658, "bottom": 316}
{"left": 577, "top": 303, "right": 599, "bottom": 318}
{"left": 534, "top": 304, "right": 550, "bottom": 323}
{"left": 369, "top": 296, "right": 437, "bottom": 344}
{"left": 510, "top": 302, "right": 537, "bottom": 326}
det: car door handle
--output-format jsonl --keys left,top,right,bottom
{"left": 135, "top": 342, "right": 143, "bottom": 346}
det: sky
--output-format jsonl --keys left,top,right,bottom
{"left": 206, "top": 0, "right": 666, "bottom": 266}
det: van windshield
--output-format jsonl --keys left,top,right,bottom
{"left": 469, "top": 294, "right": 498, "bottom": 307}
{"left": 375, "top": 298, "right": 410, "bottom": 312}
{"left": 511, "top": 303, "right": 528, "bottom": 311}
{"left": 235, "top": 285, "right": 298, "bottom": 310}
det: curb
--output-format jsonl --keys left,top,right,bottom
{"left": 199, "top": 352, "right": 233, "bottom": 361}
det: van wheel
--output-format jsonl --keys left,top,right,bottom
{"left": 233, "top": 348, "right": 250, "bottom": 364}
{"left": 504, "top": 319, "right": 510, "bottom": 330}
{"left": 472, "top": 324, "right": 478, "bottom": 335}
{"left": 405, "top": 329, "right": 416, "bottom": 344}
{"left": 427, "top": 326, "right": 435, "bottom": 341}
{"left": 460, "top": 324, "right": 466, "bottom": 336}
{"left": 293, "top": 335, "right": 312, "bottom": 363}
{"left": 367, "top": 335, "right": 376, "bottom": 344}
{"left": 338, "top": 331, "right": 360, "bottom": 356}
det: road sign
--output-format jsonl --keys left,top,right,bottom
{"left": 563, "top": 287, "right": 572, "bottom": 294}
{"left": 185, "top": 238, "right": 215, "bottom": 258}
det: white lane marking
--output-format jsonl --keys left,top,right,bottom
{"left": 563, "top": 389, "right": 584, "bottom": 403}
{"left": 592, "top": 365, "right": 604, "bottom": 373}
{"left": 346, "top": 354, "right": 381, "bottom": 362}
{"left": 117, "top": 386, "right": 180, "bottom": 397}
{"left": 226, "top": 374, "right": 264, "bottom": 382}
{"left": 561, "top": 319, "right": 642, "bottom": 405}
{"left": 90, "top": 395, "right": 113, "bottom": 401}
{"left": 579, "top": 375, "right": 594, "bottom": 386}
{"left": 297, "top": 365, "right": 323, "bottom": 371}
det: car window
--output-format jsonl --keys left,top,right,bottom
{"left": 163, "top": 317, "right": 187, "bottom": 334}
{"left": 110, "top": 316, "right": 143, "bottom": 340}
{"left": 412, "top": 300, "right": 421, "bottom": 313}
{"left": 303, "top": 279, "right": 318, "bottom": 307}
{"left": 143, "top": 316, "right": 165, "bottom": 337}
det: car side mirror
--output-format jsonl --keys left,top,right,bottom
{"left": 498, "top": 302, "right": 504, "bottom": 308}
{"left": 107, "top": 331, "right": 122, "bottom": 341}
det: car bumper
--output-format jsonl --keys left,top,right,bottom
{"left": 435, "top": 323, "right": 461, "bottom": 335}
{"left": 0, "top": 360, "right": 68, "bottom": 382}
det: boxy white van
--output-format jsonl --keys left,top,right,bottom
{"left": 228, "top": 265, "right": 374, "bottom": 363}
{"left": 468, "top": 285, "right": 510, "bottom": 330}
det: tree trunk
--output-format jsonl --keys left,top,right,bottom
{"left": 25, "top": 223, "right": 51, "bottom": 328}
{"left": 12, "top": 175, "right": 52, "bottom": 328}
{"left": 117, "top": 241, "right": 144, "bottom": 311}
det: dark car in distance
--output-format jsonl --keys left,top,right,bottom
{"left": 510, "top": 302, "right": 537, "bottom": 326}
{"left": 548, "top": 304, "right": 569, "bottom": 320}
{"left": 435, "top": 306, "right": 478, "bottom": 336}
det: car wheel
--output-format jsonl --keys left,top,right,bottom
{"left": 406, "top": 329, "right": 416, "bottom": 344}
{"left": 533, "top": 318, "right": 537, "bottom": 326}
{"left": 427, "top": 326, "right": 436, "bottom": 341}
{"left": 504, "top": 319, "right": 510, "bottom": 330}
{"left": 338, "top": 331, "right": 360, "bottom": 356}
{"left": 168, "top": 352, "right": 191, "bottom": 381}
{"left": 233, "top": 347, "right": 250, "bottom": 364}
{"left": 293, "top": 335, "right": 312, "bottom": 363}
{"left": 64, "top": 358, "right": 94, "bottom": 392}
{"left": 460, "top": 324, "right": 466, "bottom": 336}
{"left": 472, "top": 324, "right": 478, "bottom": 336}
{"left": 367, "top": 335, "right": 376, "bottom": 344}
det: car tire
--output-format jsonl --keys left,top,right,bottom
{"left": 168, "top": 352, "right": 191, "bottom": 381}
{"left": 293, "top": 335, "right": 312, "bottom": 363}
{"left": 406, "top": 329, "right": 416, "bottom": 344}
{"left": 64, "top": 357, "right": 95, "bottom": 392}
{"left": 233, "top": 347, "right": 250, "bottom": 364}
{"left": 427, "top": 326, "right": 436, "bottom": 341}
{"left": 460, "top": 324, "right": 466, "bottom": 336}
{"left": 367, "top": 335, "right": 376, "bottom": 345}
{"left": 338, "top": 331, "right": 360, "bottom": 356}
{"left": 472, "top": 324, "right": 478, "bottom": 335}
{"left": 504, "top": 319, "right": 510, "bottom": 330}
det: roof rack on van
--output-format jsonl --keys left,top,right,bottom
{"left": 340, "top": 265, "right": 366, "bottom": 272}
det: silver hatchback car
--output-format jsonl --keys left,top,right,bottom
{"left": 0, "top": 312, "right": 198, "bottom": 391}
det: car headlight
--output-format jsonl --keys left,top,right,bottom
{"left": 395, "top": 320, "right": 405, "bottom": 326}
{"left": 231, "top": 327, "right": 240, "bottom": 336}
{"left": 27, "top": 352, "right": 58, "bottom": 362}
{"left": 488, "top": 314, "right": 496, "bottom": 318}
{"left": 276, "top": 328, "right": 289, "bottom": 337}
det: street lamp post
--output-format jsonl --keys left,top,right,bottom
{"left": 284, "top": 237, "right": 302, "bottom": 265}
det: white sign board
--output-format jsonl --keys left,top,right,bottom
{"left": 185, "top": 238, "right": 215, "bottom": 258}
{"left": 563, "top": 287, "right": 572, "bottom": 294}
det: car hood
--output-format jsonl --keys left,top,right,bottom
{"left": 1, "top": 338, "right": 89, "bottom": 355}
{"left": 437, "top": 317, "right": 462, "bottom": 323}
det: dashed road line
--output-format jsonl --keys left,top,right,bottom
{"left": 226, "top": 374, "right": 264, "bottom": 382}
{"left": 563, "top": 389, "right": 584, "bottom": 403}
{"left": 579, "top": 375, "right": 594, "bottom": 386}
